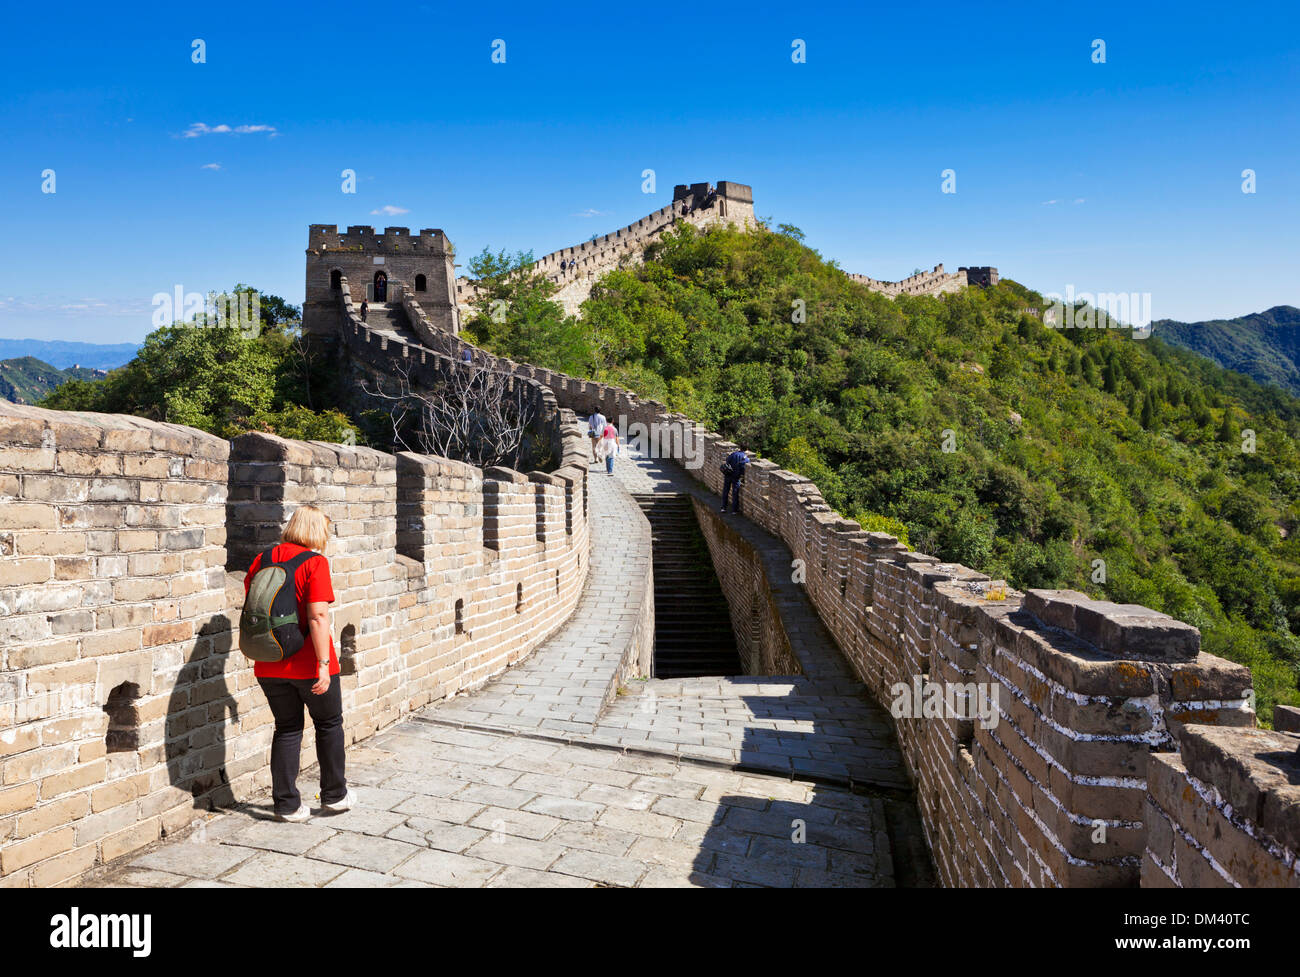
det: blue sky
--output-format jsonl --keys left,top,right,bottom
{"left": 0, "top": 0, "right": 1296, "bottom": 343}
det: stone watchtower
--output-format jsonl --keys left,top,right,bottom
{"left": 670, "top": 181, "right": 755, "bottom": 226}
{"left": 303, "top": 225, "right": 459, "bottom": 336}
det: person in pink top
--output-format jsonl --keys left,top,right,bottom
{"left": 595, "top": 422, "right": 620, "bottom": 475}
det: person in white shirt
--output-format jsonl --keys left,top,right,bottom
{"left": 587, "top": 411, "right": 607, "bottom": 463}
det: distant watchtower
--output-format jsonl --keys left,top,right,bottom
{"left": 303, "top": 225, "right": 458, "bottom": 336}
{"left": 670, "top": 181, "right": 755, "bottom": 226}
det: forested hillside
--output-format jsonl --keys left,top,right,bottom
{"left": 0, "top": 357, "right": 105, "bottom": 404}
{"left": 1153, "top": 305, "right": 1300, "bottom": 397}
{"left": 464, "top": 223, "right": 1300, "bottom": 722}
{"left": 40, "top": 286, "right": 353, "bottom": 441}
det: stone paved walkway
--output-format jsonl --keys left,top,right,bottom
{"left": 427, "top": 454, "right": 652, "bottom": 732}
{"left": 426, "top": 445, "right": 910, "bottom": 790}
{"left": 92, "top": 721, "right": 893, "bottom": 888}
{"left": 89, "top": 437, "right": 930, "bottom": 888}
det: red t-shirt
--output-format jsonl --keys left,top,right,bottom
{"left": 243, "top": 542, "right": 338, "bottom": 679}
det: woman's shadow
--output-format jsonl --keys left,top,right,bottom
{"left": 165, "top": 615, "right": 241, "bottom": 810}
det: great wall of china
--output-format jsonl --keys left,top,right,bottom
{"left": 0, "top": 181, "right": 1297, "bottom": 888}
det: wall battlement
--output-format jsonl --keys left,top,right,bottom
{"left": 453, "top": 179, "right": 758, "bottom": 316}
{"left": 0, "top": 383, "right": 598, "bottom": 886}
{"left": 307, "top": 225, "right": 452, "bottom": 254}
{"left": 847, "top": 263, "right": 998, "bottom": 299}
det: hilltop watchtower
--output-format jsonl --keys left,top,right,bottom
{"left": 303, "top": 225, "right": 458, "bottom": 336}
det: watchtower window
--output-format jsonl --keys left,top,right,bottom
{"left": 104, "top": 682, "right": 141, "bottom": 753}
{"left": 414, "top": 274, "right": 427, "bottom": 292}
{"left": 329, "top": 269, "right": 342, "bottom": 290}
{"left": 454, "top": 599, "right": 465, "bottom": 635}
{"left": 516, "top": 583, "right": 524, "bottom": 613}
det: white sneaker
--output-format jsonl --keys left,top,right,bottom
{"left": 320, "top": 789, "right": 356, "bottom": 813}
{"left": 275, "top": 804, "right": 311, "bottom": 823}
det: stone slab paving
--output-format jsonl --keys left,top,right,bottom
{"left": 91, "top": 722, "right": 894, "bottom": 888}
{"left": 423, "top": 440, "right": 912, "bottom": 792}
{"left": 426, "top": 452, "right": 653, "bottom": 732}
{"left": 590, "top": 677, "right": 910, "bottom": 790}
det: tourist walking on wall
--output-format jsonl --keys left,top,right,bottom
{"left": 595, "top": 421, "right": 620, "bottom": 475}
{"left": 587, "top": 410, "right": 607, "bottom": 463}
{"left": 720, "top": 447, "right": 749, "bottom": 514}
{"left": 359, "top": 299, "right": 368, "bottom": 323}
{"left": 243, "top": 505, "right": 353, "bottom": 822}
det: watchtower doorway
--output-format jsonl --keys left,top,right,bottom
{"left": 373, "top": 271, "right": 388, "bottom": 302}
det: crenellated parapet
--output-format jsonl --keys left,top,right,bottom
{"left": 0, "top": 369, "right": 593, "bottom": 885}
{"left": 847, "top": 263, "right": 997, "bottom": 299}
{"left": 308, "top": 224, "right": 452, "bottom": 254}
{"left": 453, "top": 180, "right": 757, "bottom": 317}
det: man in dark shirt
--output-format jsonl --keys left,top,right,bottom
{"left": 721, "top": 448, "right": 749, "bottom": 514}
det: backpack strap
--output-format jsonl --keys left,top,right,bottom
{"left": 257, "top": 546, "right": 277, "bottom": 573}
{"left": 273, "top": 549, "right": 320, "bottom": 575}
{"left": 261, "top": 549, "right": 321, "bottom": 628}
{"left": 256, "top": 546, "right": 321, "bottom": 579}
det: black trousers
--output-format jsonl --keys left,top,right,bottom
{"left": 257, "top": 674, "right": 347, "bottom": 814}
{"left": 722, "top": 472, "right": 742, "bottom": 512}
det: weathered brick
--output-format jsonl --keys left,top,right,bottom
{"left": 0, "top": 826, "right": 74, "bottom": 874}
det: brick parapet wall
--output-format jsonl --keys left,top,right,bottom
{"left": 394, "top": 300, "right": 1292, "bottom": 888}
{"left": 453, "top": 181, "right": 758, "bottom": 316}
{"left": 1143, "top": 725, "right": 1300, "bottom": 888}
{"left": 0, "top": 393, "right": 591, "bottom": 887}
{"left": 846, "top": 265, "right": 969, "bottom": 298}
{"left": 690, "top": 498, "right": 800, "bottom": 676}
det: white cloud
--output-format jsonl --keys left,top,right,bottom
{"left": 1073, "top": 198, "right": 1086, "bottom": 204}
{"left": 0, "top": 296, "right": 150, "bottom": 317}
{"left": 201, "top": 163, "right": 222, "bottom": 170}
{"left": 1041, "top": 199, "right": 1059, "bottom": 206}
{"left": 572, "top": 208, "right": 611, "bottom": 218}
{"left": 181, "top": 122, "right": 278, "bottom": 139}
{"left": 370, "top": 205, "right": 410, "bottom": 216}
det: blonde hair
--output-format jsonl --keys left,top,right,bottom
{"left": 281, "top": 505, "right": 331, "bottom": 552}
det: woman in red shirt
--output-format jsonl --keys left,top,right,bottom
{"left": 244, "top": 505, "right": 353, "bottom": 822}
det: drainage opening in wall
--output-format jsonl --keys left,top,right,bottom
{"left": 104, "top": 682, "right": 141, "bottom": 753}
{"left": 555, "top": 569, "right": 560, "bottom": 593}
{"left": 516, "top": 583, "right": 524, "bottom": 613}
{"left": 340, "top": 623, "right": 357, "bottom": 676}
{"left": 454, "top": 599, "right": 465, "bottom": 634}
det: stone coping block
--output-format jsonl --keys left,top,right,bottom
{"left": 231, "top": 431, "right": 392, "bottom": 470}
{"left": 1276, "top": 706, "right": 1300, "bottom": 734}
{"left": 907, "top": 561, "right": 989, "bottom": 590}
{"left": 395, "top": 451, "right": 481, "bottom": 481}
{"left": 1, "top": 401, "right": 229, "bottom": 461}
{"left": 1024, "top": 589, "right": 1199, "bottom": 662}
{"left": 935, "top": 582, "right": 1226, "bottom": 699}
{"left": 483, "top": 466, "right": 528, "bottom": 484}
{"left": 1177, "top": 724, "right": 1300, "bottom": 854}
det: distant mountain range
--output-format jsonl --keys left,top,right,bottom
{"left": 0, "top": 356, "right": 108, "bottom": 405}
{"left": 0, "top": 338, "right": 139, "bottom": 371}
{"left": 1152, "top": 306, "right": 1300, "bottom": 397}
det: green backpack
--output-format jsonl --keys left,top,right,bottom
{"left": 239, "top": 547, "right": 320, "bottom": 662}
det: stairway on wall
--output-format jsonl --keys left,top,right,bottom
{"left": 358, "top": 301, "right": 420, "bottom": 344}
{"left": 632, "top": 493, "right": 742, "bottom": 678}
